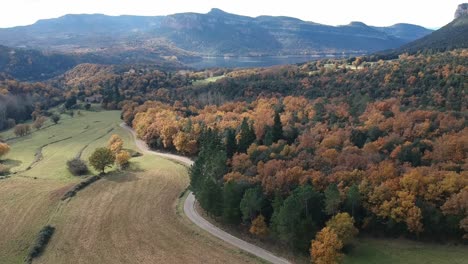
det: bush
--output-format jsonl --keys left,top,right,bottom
{"left": 67, "top": 158, "right": 89, "bottom": 176}
{"left": 14, "top": 124, "right": 31, "bottom": 137}
{"left": 0, "top": 164, "right": 10, "bottom": 176}
{"left": 62, "top": 175, "right": 101, "bottom": 200}
{"left": 0, "top": 142, "right": 10, "bottom": 159}
{"left": 25, "top": 225, "right": 55, "bottom": 263}
{"left": 33, "top": 116, "right": 47, "bottom": 130}
{"left": 50, "top": 114, "right": 61, "bottom": 124}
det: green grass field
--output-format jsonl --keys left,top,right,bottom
{"left": 344, "top": 238, "right": 468, "bottom": 264}
{"left": 192, "top": 75, "right": 225, "bottom": 86}
{"left": 2, "top": 110, "right": 130, "bottom": 180}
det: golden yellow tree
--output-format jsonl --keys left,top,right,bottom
{"left": 311, "top": 227, "right": 343, "bottom": 264}
{"left": 108, "top": 134, "right": 124, "bottom": 154}
{"left": 249, "top": 214, "right": 269, "bottom": 237}
{"left": 326, "top": 212, "right": 359, "bottom": 246}
{"left": 115, "top": 150, "right": 131, "bottom": 169}
{"left": 0, "top": 143, "right": 10, "bottom": 160}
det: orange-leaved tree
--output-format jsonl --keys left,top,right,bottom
{"left": 249, "top": 214, "right": 269, "bottom": 237}
{"left": 325, "top": 212, "right": 358, "bottom": 246}
{"left": 108, "top": 134, "right": 124, "bottom": 154}
{"left": 0, "top": 142, "right": 10, "bottom": 160}
{"left": 311, "top": 227, "right": 343, "bottom": 264}
{"left": 115, "top": 150, "right": 131, "bottom": 169}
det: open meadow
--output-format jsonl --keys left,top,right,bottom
{"left": 0, "top": 109, "right": 256, "bottom": 264}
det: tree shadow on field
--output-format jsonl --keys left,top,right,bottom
{"left": 2, "top": 159, "right": 22, "bottom": 168}
{"left": 104, "top": 171, "right": 140, "bottom": 183}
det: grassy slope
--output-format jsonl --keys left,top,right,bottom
{"left": 3, "top": 110, "right": 127, "bottom": 180}
{"left": 36, "top": 155, "right": 255, "bottom": 264}
{"left": 0, "top": 110, "right": 255, "bottom": 264}
{"left": 0, "top": 110, "right": 125, "bottom": 263}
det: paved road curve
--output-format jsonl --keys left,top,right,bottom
{"left": 121, "top": 124, "right": 291, "bottom": 264}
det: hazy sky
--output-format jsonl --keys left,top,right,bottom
{"left": 0, "top": 0, "right": 462, "bottom": 29}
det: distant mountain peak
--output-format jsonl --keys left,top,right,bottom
{"left": 455, "top": 3, "right": 468, "bottom": 19}
{"left": 208, "top": 8, "right": 229, "bottom": 15}
{"left": 348, "top": 21, "right": 368, "bottom": 27}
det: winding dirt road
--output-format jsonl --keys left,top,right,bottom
{"left": 121, "top": 124, "right": 291, "bottom": 264}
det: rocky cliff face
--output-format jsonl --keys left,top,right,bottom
{"left": 455, "top": 3, "right": 468, "bottom": 19}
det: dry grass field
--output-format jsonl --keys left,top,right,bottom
{"left": 0, "top": 110, "right": 256, "bottom": 264}
{"left": 36, "top": 155, "right": 256, "bottom": 264}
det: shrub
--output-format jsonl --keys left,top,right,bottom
{"left": 50, "top": 114, "right": 61, "bottom": 124}
{"left": 14, "top": 124, "right": 31, "bottom": 137}
{"left": 0, "top": 142, "right": 10, "bottom": 159}
{"left": 0, "top": 164, "right": 10, "bottom": 176}
{"left": 62, "top": 175, "right": 101, "bottom": 200}
{"left": 67, "top": 158, "right": 89, "bottom": 176}
{"left": 25, "top": 225, "right": 55, "bottom": 263}
{"left": 33, "top": 116, "right": 47, "bottom": 130}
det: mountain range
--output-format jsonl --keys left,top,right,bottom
{"left": 383, "top": 3, "right": 468, "bottom": 55}
{"left": 0, "top": 8, "right": 432, "bottom": 58}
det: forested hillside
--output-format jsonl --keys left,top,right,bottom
{"left": 0, "top": 73, "right": 64, "bottom": 130}
{"left": 113, "top": 49, "right": 467, "bottom": 261}
{"left": 91, "top": 50, "right": 467, "bottom": 112}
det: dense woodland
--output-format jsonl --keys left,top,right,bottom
{"left": 86, "top": 50, "right": 467, "bottom": 112}
{"left": 118, "top": 50, "right": 467, "bottom": 260}
{"left": 0, "top": 73, "right": 64, "bottom": 130}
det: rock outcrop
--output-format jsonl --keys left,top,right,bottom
{"left": 455, "top": 3, "right": 468, "bottom": 19}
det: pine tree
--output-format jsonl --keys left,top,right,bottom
{"left": 263, "top": 126, "right": 274, "bottom": 146}
{"left": 324, "top": 184, "right": 341, "bottom": 215}
{"left": 345, "top": 184, "right": 361, "bottom": 219}
{"left": 225, "top": 128, "right": 237, "bottom": 158}
{"left": 222, "top": 181, "right": 246, "bottom": 224}
{"left": 272, "top": 112, "right": 283, "bottom": 142}
{"left": 237, "top": 118, "right": 255, "bottom": 153}
{"left": 199, "top": 177, "right": 223, "bottom": 216}
{"left": 240, "top": 187, "right": 264, "bottom": 222}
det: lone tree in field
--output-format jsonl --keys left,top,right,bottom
{"left": 89, "top": 147, "right": 115, "bottom": 174}
{"left": 14, "top": 124, "right": 31, "bottom": 137}
{"left": 50, "top": 114, "right": 61, "bottom": 124}
{"left": 0, "top": 142, "right": 10, "bottom": 160}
